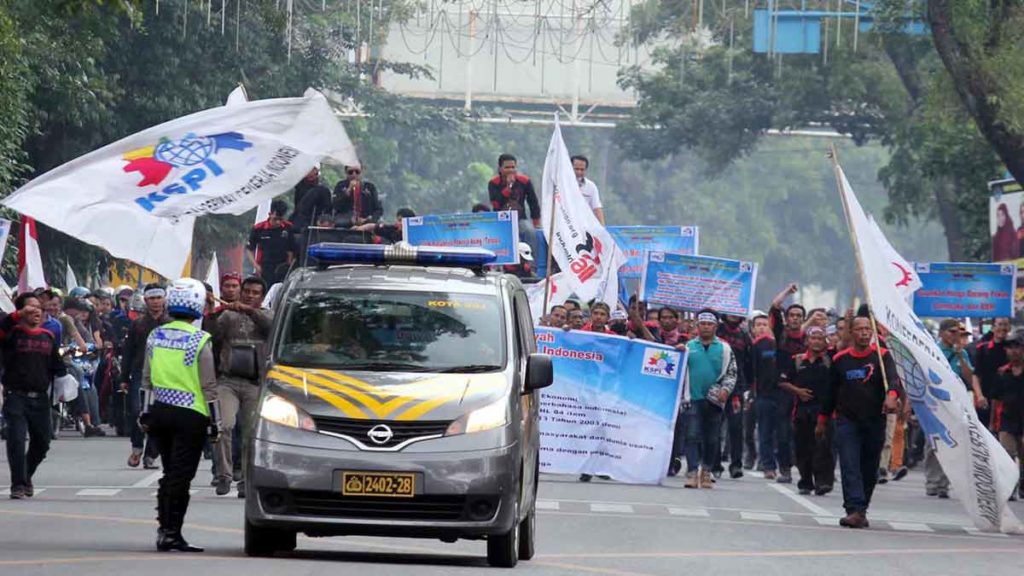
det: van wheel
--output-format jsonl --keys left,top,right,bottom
{"left": 517, "top": 506, "right": 535, "bottom": 560}
{"left": 244, "top": 517, "right": 297, "bottom": 557}
{"left": 487, "top": 498, "right": 520, "bottom": 568}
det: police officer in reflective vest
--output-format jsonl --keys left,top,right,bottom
{"left": 139, "top": 278, "right": 220, "bottom": 552}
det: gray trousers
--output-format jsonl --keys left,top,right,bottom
{"left": 214, "top": 378, "right": 260, "bottom": 482}
{"left": 924, "top": 444, "right": 949, "bottom": 492}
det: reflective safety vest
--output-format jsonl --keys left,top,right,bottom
{"left": 148, "top": 320, "right": 211, "bottom": 417}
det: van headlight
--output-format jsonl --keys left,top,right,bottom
{"left": 445, "top": 397, "right": 508, "bottom": 436}
{"left": 260, "top": 394, "right": 317, "bottom": 431}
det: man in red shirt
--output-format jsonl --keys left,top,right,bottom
{"left": 487, "top": 154, "right": 541, "bottom": 254}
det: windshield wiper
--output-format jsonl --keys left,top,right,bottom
{"left": 438, "top": 364, "right": 503, "bottom": 373}
{"left": 341, "top": 362, "right": 431, "bottom": 372}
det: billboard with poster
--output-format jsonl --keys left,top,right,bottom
{"left": 989, "top": 177, "right": 1024, "bottom": 317}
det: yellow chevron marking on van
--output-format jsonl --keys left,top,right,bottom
{"left": 267, "top": 369, "right": 364, "bottom": 418}
{"left": 392, "top": 393, "right": 467, "bottom": 421}
{"left": 274, "top": 365, "right": 413, "bottom": 418}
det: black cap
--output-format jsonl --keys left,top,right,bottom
{"left": 1006, "top": 329, "right": 1024, "bottom": 347}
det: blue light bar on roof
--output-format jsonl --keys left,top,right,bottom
{"left": 307, "top": 242, "right": 497, "bottom": 267}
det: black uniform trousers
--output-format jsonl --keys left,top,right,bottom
{"left": 793, "top": 407, "right": 834, "bottom": 491}
{"left": 147, "top": 402, "right": 209, "bottom": 533}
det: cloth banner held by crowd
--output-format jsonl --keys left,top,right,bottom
{"left": 836, "top": 161, "right": 1023, "bottom": 534}
{"left": 403, "top": 211, "right": 520, "bottom": 266}
{"left": 640, "top": 251, "right": 758, "bottom": 317}
{"left": 912, "top": 262, "right": 1016, "bottom": 318}
{"left": 535, "top": 327, "right": 685, "bottom": 485}
{"left": 540, "top": 117, "right": 624, "bottom": 308}
{"left": 608, "top": 226, "right": 699, "bottom": 278}
{"left": 2, "top": 89, "right": 359, "bottom": 279}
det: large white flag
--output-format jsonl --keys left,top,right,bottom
{"left": 17, "top": 216, "right": 46, "bottom": 293}
{"left": 2, "top": 89, "right": 358, "bottom": 278}
{"left": 837, "top": 163, "right": 1022, "bottom": 533}
{"left": 541, "top": 117, "right": 624, "bottom": 307}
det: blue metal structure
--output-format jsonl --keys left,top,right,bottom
{"left": 753, "top": 1, "right": 926, "bottom": 55}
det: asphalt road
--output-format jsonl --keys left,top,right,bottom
{"left": 2, "top": 434, "right": 1022, "bottom": 575}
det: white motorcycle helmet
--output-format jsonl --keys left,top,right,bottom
{"left": 166, "top": 278, "right": 206, "bottom": 320}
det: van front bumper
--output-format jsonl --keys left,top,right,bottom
{"left": 246, "top": 434, "right": 520, "bottom": 540}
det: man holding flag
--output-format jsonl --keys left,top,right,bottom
{"left": 832, "top": 154, "right": 1022, "bottom": 534}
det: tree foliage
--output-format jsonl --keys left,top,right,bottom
{"left": 617, "top": 0, "right": 1006, "bottom": 262}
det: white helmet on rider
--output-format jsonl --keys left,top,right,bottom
{"left": 166, "top": 278, "right": 206, "bottom": 320}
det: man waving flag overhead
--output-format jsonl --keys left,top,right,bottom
{"left": 834, "top": 156, "right": 1022, "bottom": 534}
{"left": 540, "top": 117, "right": 624, "bottom": 308}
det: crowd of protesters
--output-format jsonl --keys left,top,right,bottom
{"left": 2, "top": 152, "right": 1020, "bottom": 534}
{"left": 538, "top": 281, "right": 1024, "bottom": 529}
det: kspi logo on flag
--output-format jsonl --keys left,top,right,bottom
{"left": 642, "top": 348, "right": 680, "bottom": 379}
{"left": 123, "top": 132, "right": 253, "bottom": 212}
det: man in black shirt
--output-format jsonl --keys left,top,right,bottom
{"left": 333, "top": 165, "right": 383, "bottom": 227}
{"left": 717, "top": 314, "right": 753, "bottom": 479}
{"left": 974, "top": 317, "right": 1011, "bottom": 429}
{"left": 780, "top": 326, "right": 834, "bottom": 495}
{"left": 752, "top": 314, "right": 792, "bottom": 481}
{"left": 819, "top": 315, "right": 906, "bottom": 528}
{"left": 487, "top": 154, "right": 541, "bottom": 253}
{"left": 247, "top": 199, "right": 294, "bottom": 286}
{"left": 991, "top": 330, "right": 1024, "bottom": 500}
{"left": 120, "top": 284, "right": 172, "bottom": 469}
{"left": 2, "top": 293, "right": 68, "bottom": 499}
{"left": 290, "top": 164, "right": 329, "bottom": 224}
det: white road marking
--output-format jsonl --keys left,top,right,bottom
{"left": 740, "top": 511, "right": 783, "bottom": 522}
{"left": 746, "top": 471, "right": 765, "bottom": 479}
{"left": 536, "top": 500, "right": 560, "bottom": 511}
{"left": 815, "top": 516, "right": 841, "bottom": 526}
{"left": 962, "top": 527, "right": 1010, "bottom": 538}
{"left": 767, "top": 483, "right": 833, "bottom": 516}
{"left": 667, "top": 507, "right": 710, "bottom": 517}
{"left": 75, "top": 488, "right": 121, "bottom": 497}
{"left": 131, "top": 471, "right": 163, "bottom": 488}
{"left": 150, "top": 490, "right": 198, "bottom": 497}
{"left": 589, "top": 503, "right": 634, "bottom": 514}
{"left": 889, "top": 522, "right": 934, "bottom": 533}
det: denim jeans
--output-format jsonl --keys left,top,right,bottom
{"left": 683, "top": 400, "right": 723, "bottom": 473}
{"left": 128, "top": 375, "right": 158, "bottom": 457}
{"left": 3, "top": 392, "right": 52, "bottom": 489}
{"left": 757, "top": 392, "right": 793, "bottom": 472}
{"left": 835, "top": 416, "right": 886, "bottom": 514}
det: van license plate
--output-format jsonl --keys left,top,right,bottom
{"left": 341, "top": 472, "right": 416, "bottom": 498}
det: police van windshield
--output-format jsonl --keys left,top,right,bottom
{"left": 276, "top": 290, "right": 506, "bottom": 372}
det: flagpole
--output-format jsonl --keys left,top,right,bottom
{"left": 829, "top": 143, "right": 893, "bottom": 393}
{"left": 541, "top": 182, "right": 558, "bottom": 316}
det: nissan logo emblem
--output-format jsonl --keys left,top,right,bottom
{"left": 367, "top": 424, "right": 394, "bottom": 445}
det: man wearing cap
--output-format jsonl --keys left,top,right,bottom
{"left": 991, "top": 329, "right": 1024, "bottom": 501}
{"left": 682, "top": 309, "right": 737, "bottom": 489}
{"left": 503, "top": 242, "right": 536, "bottom": 279}
{"left": 925, "top": 319, "right": 979, "bottom": 497}
{"left": 780, "top": 325, "right": 834, "bottom": 495}
{"left": 121, "top": 283, "right": 171, "bottom": 469}
{"left": 819, "top": 314, "right": 907, "bottom": 528}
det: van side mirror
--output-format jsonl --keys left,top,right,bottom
{"left": 524, "top": 353, "right": 553, "bottom": 393}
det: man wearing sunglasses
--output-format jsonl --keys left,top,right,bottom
{"left": 333, "top": 165, "right": 382, "bottom": 228}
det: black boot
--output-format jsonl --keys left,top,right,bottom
{"left": 157, "top": 493, "right": 204, "bottom": 552}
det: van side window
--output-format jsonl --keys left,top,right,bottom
{"left": 514, "top": 292, "right": 536, "bottom": 354}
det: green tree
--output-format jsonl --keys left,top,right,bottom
{"left": 927, "top": 0, "right": 1024, "bottom": 187}
{"left": 617, "top": 0, "right": 1004, "bottom": 262}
